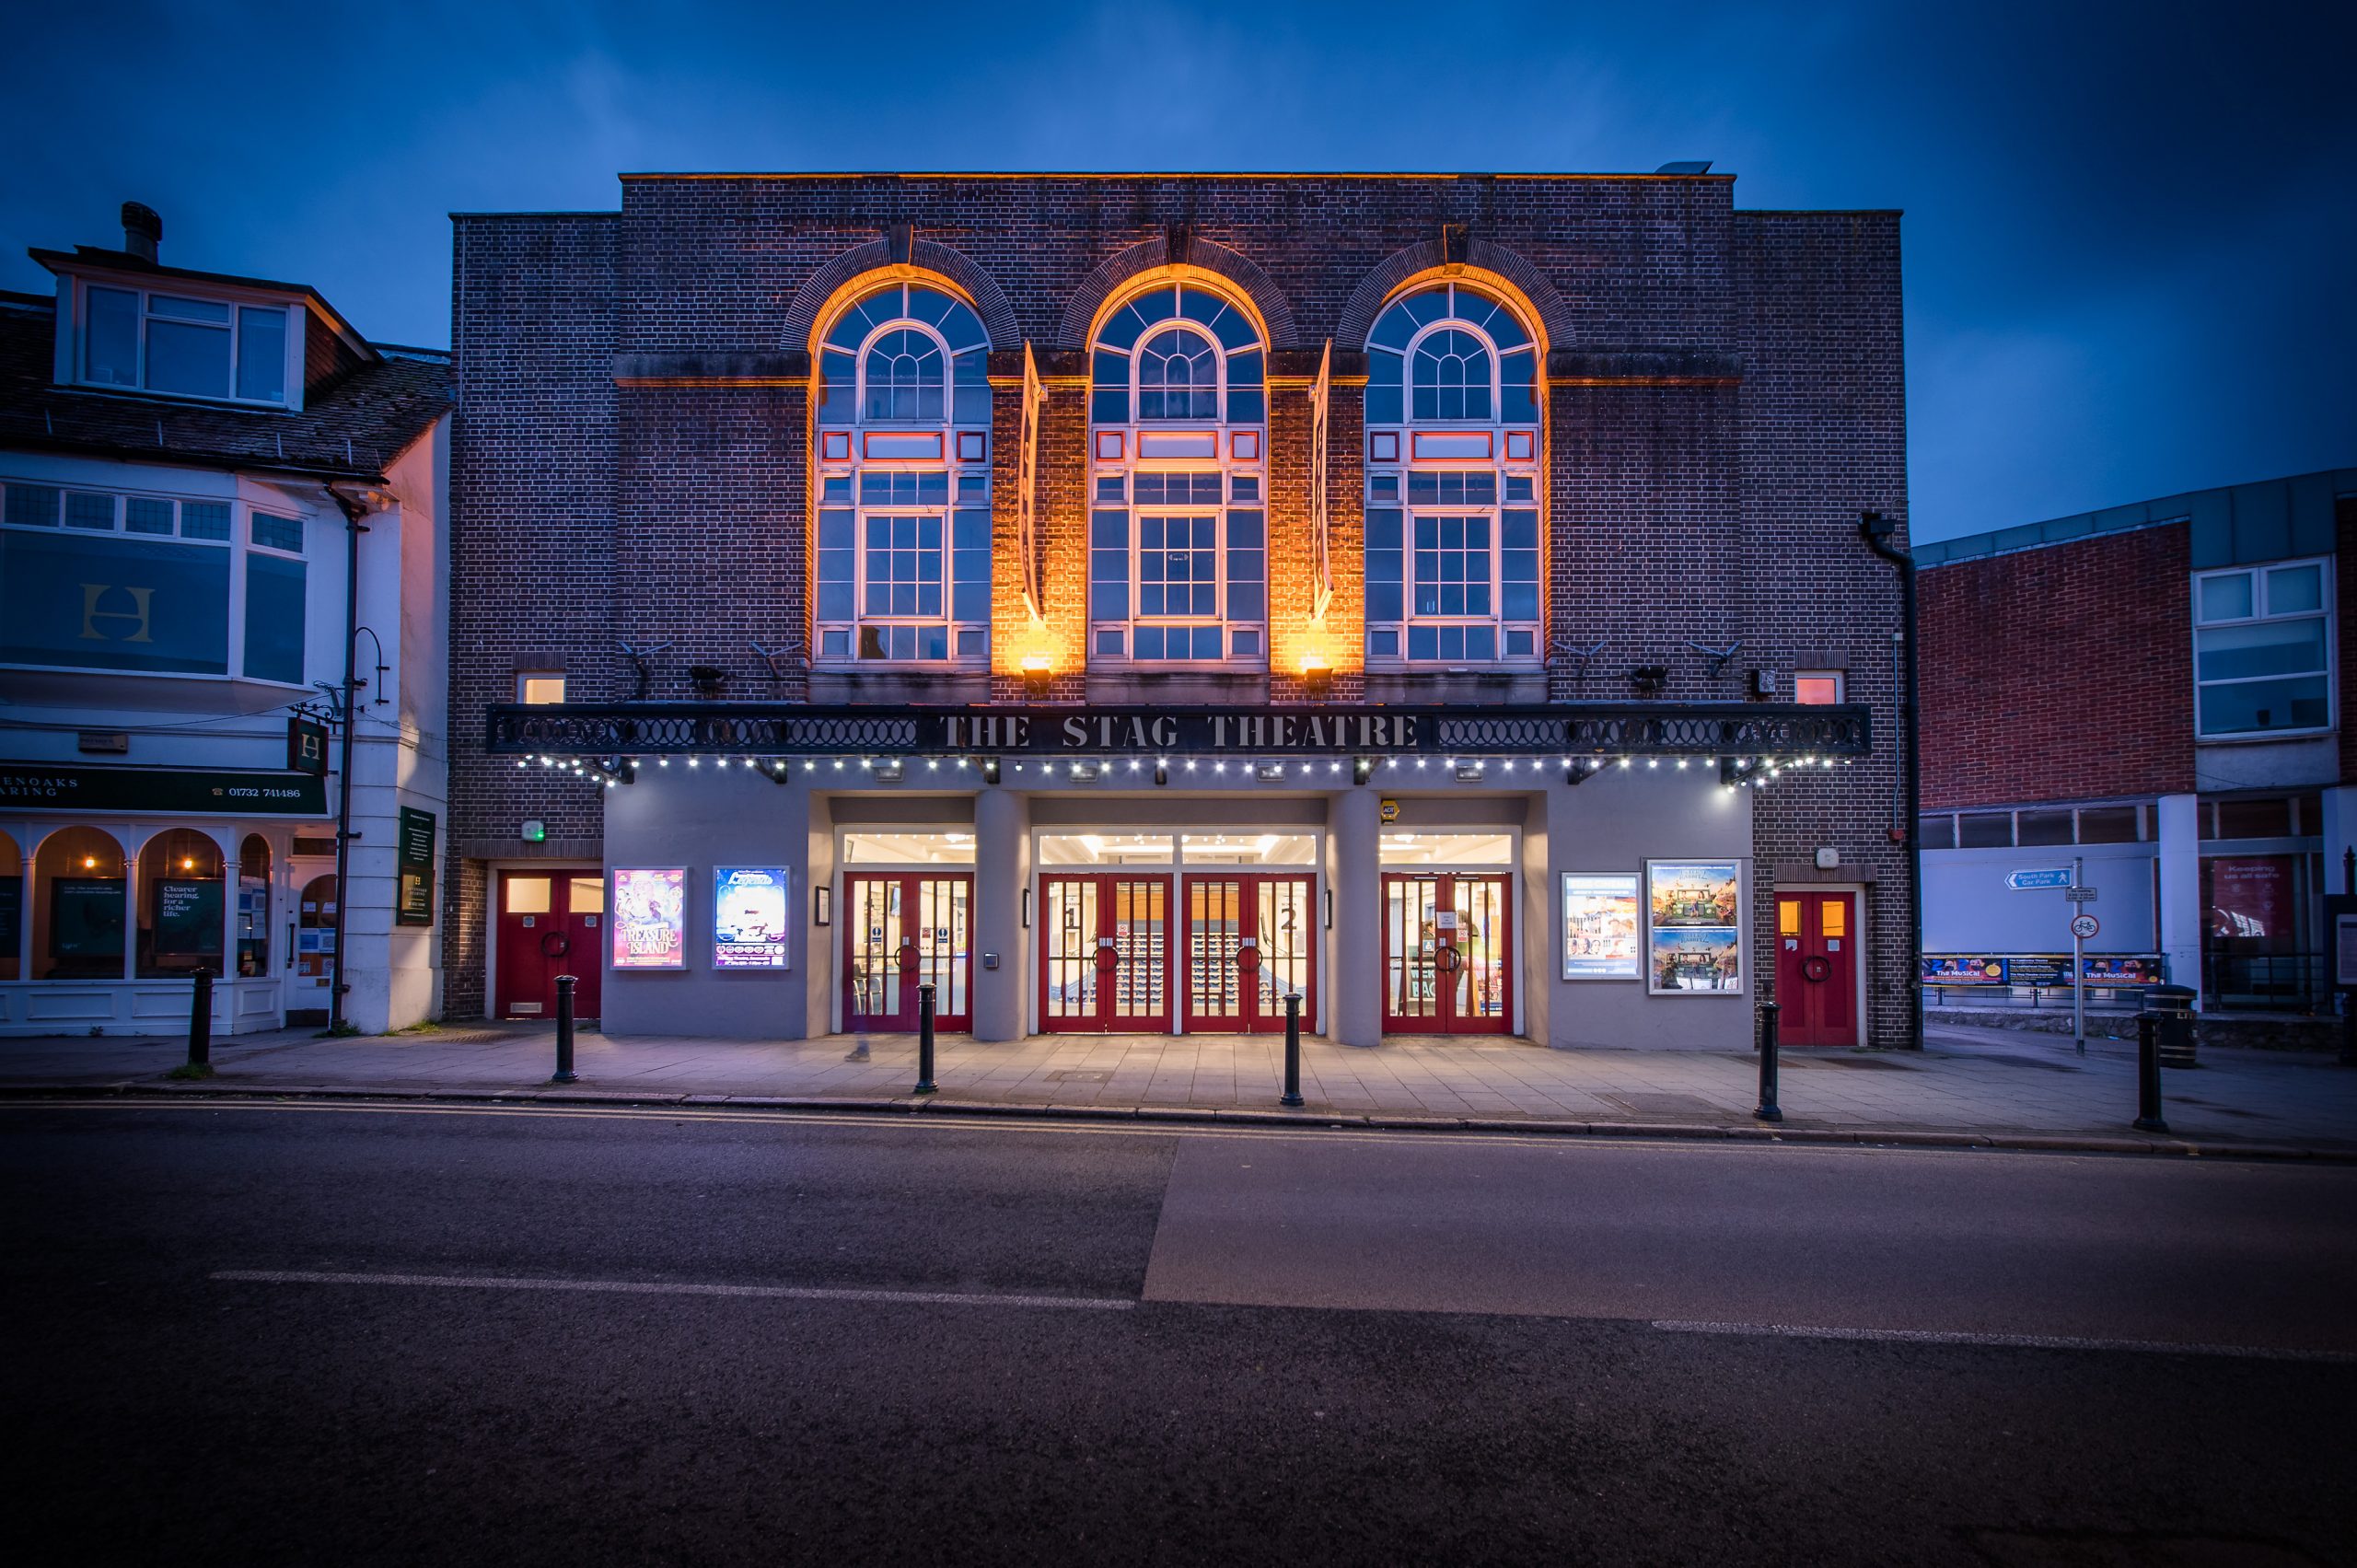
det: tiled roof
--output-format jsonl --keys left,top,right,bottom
{"left": 0, "top": 293, "right": 450, "bottom": 481}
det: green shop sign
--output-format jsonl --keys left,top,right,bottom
{"left": 0, "top": 765, "right": 327, "bottom": 817}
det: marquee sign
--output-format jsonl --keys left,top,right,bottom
{"left": 488, "top": 702, "right": 1871, "bottom": 761}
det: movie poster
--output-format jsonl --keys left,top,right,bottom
{"left": 713, "top": 866, "right": 789, "bottom": 970}
{"left": 1647, "top": 861, "right": 1743, "bottom": 994}
{"left": 611, "top": 867, "right": 686, "bottom": 970}
{"left": 1562, "top": 874, "right": 1641, "bottom": 979}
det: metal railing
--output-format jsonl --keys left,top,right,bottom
{"left": 2200, "top": 951, "right": 2328, "bottom": 1014}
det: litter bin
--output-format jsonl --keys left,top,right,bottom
{"left": 2145, "top": 983, "right": 2198, "bottom": 1069}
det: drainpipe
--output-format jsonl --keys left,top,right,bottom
{"left": 323, "top": 483, "right": 390, "bottom": 1033}
{"left": 1859, "top": 511, "right": 1922, "bottom": 1051}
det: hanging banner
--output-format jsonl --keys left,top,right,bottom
{"left": 1309, "top": 338, "right": 1332, "bottom": 621}
{"left": 611, "top": 867, "right": 686, "bottom": 970}
{"left": 713, "top": 866, "right": 790, "bottom": 970}
{"left": 1017, "top": 341, "right": 1045, "bottom": 622}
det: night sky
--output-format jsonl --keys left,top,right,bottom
{"left": 3, "top": 1, "right": 2347, "bottom": 542}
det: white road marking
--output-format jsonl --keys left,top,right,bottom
{"left": 1651, "top": 1318, "right": 2357, "bottom": 1364}
{"left": 213, "top": 1268, "right": 1136, "bottom": 1312}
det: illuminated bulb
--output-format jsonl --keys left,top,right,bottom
{"left": 833, "top": 760, "right": 844, "bottom": 771}
{"left": 83, "top": 856, "right": 97, "bottom": 869}
{"left": 658, "top": 758, "right": 669, "bottom": 767}
{"left": 715, "top": 757, "right": 728, "bottom": 769}
{"left": 1675, "top": 759, "right": 1688, "bottom": 770}
{"left": 1619, "top": 758, "right": 1632, "bottom": 770}
{"left": 687, "top": 757, "right": 700, "bottom": 769}
{"left": 1646, "top": 760, "right": 1659, "bottom": 770}
{"left": 803, "top": 761, "right": 817, "bottom": 772}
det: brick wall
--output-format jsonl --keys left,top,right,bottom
{"left": 1920, "top": 524, "right": 2196, "bottom": 812}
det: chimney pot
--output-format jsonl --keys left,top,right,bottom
{"left": 121, "top": 202, "right": 162, "bottom": 263}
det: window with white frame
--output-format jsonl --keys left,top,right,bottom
{"left": 0, "top": 479, "right": 308, "bottom": 682}
{"left": 813, "top": 283, "right": 993, "bottom": 665}
{"left": 517, "top": 674, "right": 566, "bottom": 704}
{"left": 75, "top": 279, "right": 295, "bottom": 406}
{"left": 1794, "top": 670, "right": 1844, "bottom": 704}
{"left": 1088, "top": 283, "right": 1267, "bottom": 667}
{"left": 2192, "top": 559, "right": 2334, "bottom": 738}
{"left": 1362, "top": 282, "right": 1541, "bottom": 667}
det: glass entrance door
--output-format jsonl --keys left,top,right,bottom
{"left": 1039, "top": 874, "right": 1172, "bottom": 1031}
{"left": 1381, "top": 872, "right": 1513, "bottom": 1034}
{"left": 1183, "top": 873, "right": 1317, "bottom": 1033}
{"left": 843, "top": 873, "right": 972, "bottom": 1032}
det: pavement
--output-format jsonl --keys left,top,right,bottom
{"left": 7, "top": 1102, "right": 2355, "bottom": 1565}
{"left": 6, "top": 1016, "right": 2355, "bottom": 1156}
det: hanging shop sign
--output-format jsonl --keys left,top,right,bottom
{"left": 611, "top": 868, "right": 686, "bottom": 970}
{"left": 1561, "top": 873, "right": 1641, "bottom": 980}
{"left": 1646, "top": 860, "right": 1744, "bottom": 995}
{"left": 395, "top": 807, "right": 437, "bottom": 927}
{"left": 287, "top": 717, "right": 330, "bottom": 776}
{"left": 713, "top": 867, "right": 791, "bottom": 970}
{"left": 0, "top": 763, "right": 326, "bottom": 816}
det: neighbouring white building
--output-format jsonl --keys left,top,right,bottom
{"left": 0, "top": 202, "right": 451, "bottom": 1036}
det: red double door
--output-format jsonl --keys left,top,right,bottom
{"left": 842, "top": 874, "right": 973, "bottom": 1031}
{"left": 1775, "top": 891, "right": 1860, "bottom": 1047}
{"left": 1039, "top": 872, "right": 1316, "bottom": 1033}
{"left": 1381, "top": 873, "right": 1514, "bottom": 1033}
{"left": 495, "top": 869, "right": 605, "bottom": 1021}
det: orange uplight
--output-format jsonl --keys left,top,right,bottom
{"left": 1298, "top": 649, "right": 1330, "bottom": 677}
{"left": 1019, "top": 652, "right": 1053, "bottom": 674}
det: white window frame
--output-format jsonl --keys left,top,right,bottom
{"left": 1363, "top": 283, "right": 1541, "bottom": 670}
{"left": 517, "top": 673, "right": 566, "bottom": 704}
{"left": 0, "top": 477, "right": 308, "bottom": 687}
{"left": 67, "top": 276, "right": 302, "bottom": 410}
{"left": 1087, "top": 281, "right": 1267, "bottom": 670}
{"left": 811, "top": 284, "right": 992, "bottom": 669}
{"left": 2191, "top": 558, "right": 2336, "bottom": 741}
{"left": 1794, "top": 669, "right": 1845, "bottom": 704}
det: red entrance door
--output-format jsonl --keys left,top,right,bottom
{"left": 1039, "top": 874, "right": 1173, "bottom": 1032}
{"left": 495, "top": 869, "right": 605, "bottom": 1021}
{"left": 1381, "top": 873, "right": 1513, "bottom": 1033}
{"left": 1182, "top": 874, "right": 1317, "bottom": 1033}
{"left": 1775, "top": 891, "right": 1859, "bottom": 1047}
{"left": 842, "top": 874, "right": 973, "bottom": 1031}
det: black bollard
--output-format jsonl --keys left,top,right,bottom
{"left": 1280, "top": 991, "right": 1305, "bottom": 1108}
{"left": 187, "top": 967, "right": 213, "bottom": 1068}
{"left": 914, "top": 981, "right": 937, "bottom": 1096}
{"left": 1754, "top": 1001, "right": 1782, "bottom": 1123}
{"left": 552, "top": 973, "right": 577, "bottom": 1084}
{"left": 2132, "top": 1012, "right": 2169, "bottom": 1132}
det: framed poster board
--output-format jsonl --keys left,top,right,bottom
{"left": 610, "top": 867, "right": 686, "bottom": 970}
{"left": 1561, "top": 873, "right": 1640, "bottom": 979}
{"left": 154, "top": 878, "right": 225, "bottom": 958}
{"left": 52, "top": 877, "right": 126, "bottom": 960}
{"left": 1646, "top": 860, "right": 1744, "bottom": 995}
{"left": 713, "top": 867, "right": 790, "bottom": 970}
{"left": 394, "top": 807, "right": 436, "bottom": 926}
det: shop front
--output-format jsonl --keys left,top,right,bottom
{"left": 498, "top": 700, "right": 1870, "bottom": 1051}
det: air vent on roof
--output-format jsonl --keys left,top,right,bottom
{"left": 1655, "top": 161, "right": 1714, "bottom": 175}
{"left": 122, "top": 202, "right": 162, "bottom": 262}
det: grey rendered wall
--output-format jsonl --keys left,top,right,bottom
{"left": 1922, "top": 844, "right": 2157, "bottom": 954}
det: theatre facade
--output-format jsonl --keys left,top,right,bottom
{"left": 448, "top": 171, "right": 1910, "bottom": 1050}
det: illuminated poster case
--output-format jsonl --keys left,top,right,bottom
{"left": 1646, "top": 860, "right": 1744, "bottom": 995}
{"left": 714, "top": 867, "right": 791, "bottom": 970}
{"left": 611, "top": 867, "right": 686, "bottom": 970}
{"left": 1561, "top": 874, "right": 1640, "bottom": 980}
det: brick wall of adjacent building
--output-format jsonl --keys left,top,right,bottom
{"left": 1920, "top": 523, "right": 2197, "bottom": 814}
{"left": 447, "top": 174, "right": 1908, "bottom": 1034}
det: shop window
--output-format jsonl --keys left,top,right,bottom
{"left": 33, "top": 827, "right": 125, "bottom": 980}
{"left": 296, "top": 875, "right": 337, "bottom": 979}
{"left": 841, "top": 832, "right": 978, "bottom": 865}
{"left": 1377, "top": 831, "right": 1515, "bottom": 866}
{"left": 1916, "top": 815, "right": 1956, "bottom": 850}
{"left": 1037, "top": 833, "right": 1177, "bottom": 866}
{"left": 136, "top": 830, "right": 224, "bottom": 979}
{"left": 1794, "top": 671, "right": 1843, "bottom": 704}
{"left": 812, "top": 281, "right": 992, "bottom": 667}
{"left": 0, "top": 833, "right": 20, "bottom": 981}
{"left": 1087, "top": 281, "right": 1267, "bottom": 668}
{"left": 1956, "top": 813, "right": 2013, "bottom": 849}
{"left": 2192, "top": 559, "right": 2333, "bottom": 738}
{"left": 2076, "top": 806, "right": 2142, "bottom": 844}
{"left": 517, "top": 673, "right": 565, "bottom": 704}
{"left": 2214, "top": 796, "right": 2293, "bottom": 841}
{"left": 0, "top": 481, "right": 301, "bottom": 682}
{"left": 237, "top": 835, "right": 271, "bottom": 978}
{"left": 76, "top": 282, "right": 294, "bottom": 406}
{"left": 2015, "top": 809, "right": 2073, "bottom": 847}
{"left": 1362, "top": 281, "right": 1541, "bottom": 669}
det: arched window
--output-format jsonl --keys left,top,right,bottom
{"left": 814, "top": 282, "right": 993, "bottom": 665}
{"left": 1087, "top": 284, "right": 1267, "bottom": 666}
{"left": 32, "top": 827, "right": 126, "bottom": 981}
{"left": 1362, "top": 282, "right": 1542, "bottom": 668}
{"left": 137, "top": 829, "right": 224, "bottom": 979}
{"left": 237, "top": 834, "right": 271, "bottom": 978}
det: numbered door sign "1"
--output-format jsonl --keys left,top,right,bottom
{"left": 2071, "top": 913, "right": 2100, "bottom": 940}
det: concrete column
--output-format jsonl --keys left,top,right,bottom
{"left": 1329, "top": 786, "right": 1381, "bottom": 1047}
{"left": 972, "top": 785, "right": 1028, "bottom": 1040}
{"left": 2321, "top": 785, "right": 2357, "bottom": 900}
{"left": 2154, "top": 792, "right": 2202, "bottom": 1008}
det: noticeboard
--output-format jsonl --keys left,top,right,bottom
{"left": 2328, "top": 895, "right": 2357, "bottom": 990}
{"left": 395, "top": 807, "right": 437, "bottom": 927}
